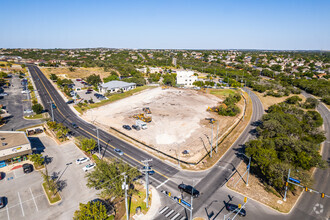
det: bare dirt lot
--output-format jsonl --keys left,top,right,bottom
{"left": 40, "top": 67, "right": 115, "bottom": 80}
{"left": 82, "top": 87, "right": 244, "bottom": 163}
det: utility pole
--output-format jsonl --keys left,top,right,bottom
{"left": 94, "top": 128, "right": 100, "bottom": 157}
{"left": 141, "top": 159, "right": 153, "bottom": 208}
{"left": 215, "top": 121, "right": 219, "bottom": 153}
{"left": 283, "top": 169, "right": 291, "bottom": 202}
{"left": 190, "top": 179, "right": 194, "bottom": 220}
{"left": 176, "top": 144, "right": 180, "bottom": 167}
{"left": 122, "top": 174, "right": 129, "bottom": 220}
{"left": 48, "top": 101, "right": 54, "bottom": 121}
{"left": 210, "top": 122, "right": 214, "bottom": 157}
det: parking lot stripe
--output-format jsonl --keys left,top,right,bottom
{"left": 6, "top": 205, "right": 10, "bottom": 220}
{"left": 30, "top": 187, "right": 39, "bottom": 212}
{"left": 17, "top": 192, "right": 25, "bottom": 216}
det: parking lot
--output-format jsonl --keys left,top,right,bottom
{"left": 0, "top": 74, "right": 42, "bottom": 131}
{"left": 0, "top": 134, "right": 97, "bottom": 219}
{"left": 72, "top": 79, "right": 106, "bottom": 103}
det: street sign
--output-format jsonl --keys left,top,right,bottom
{"left": 289, "top": 177, "right": 300, "bottom": 184}
{"left": 181, "top": 199, "right": 191, "bottom": 208}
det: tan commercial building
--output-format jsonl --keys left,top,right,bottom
{"left": 0, "top": 131, "right": 32, "bottom": 168}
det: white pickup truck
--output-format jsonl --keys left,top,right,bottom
{"left": 136, "top": 120, "right": 147, "bottom": 129}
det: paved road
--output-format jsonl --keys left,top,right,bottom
{"left": 28, "top": 65, "right": 179, "bottom": 186}
{"left": 288, "top": 92, "right": 330, "bottom": 220}
{"left": 28, "top": 65, "right": 329, "bottom": 220}
{"left": 0, "top": 74, "right": 42, "bottom": 131}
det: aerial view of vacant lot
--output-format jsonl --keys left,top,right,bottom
{"left": 40, "top": 67, "right": 114, "bottom": 79}
{"left": 82, "top": 87, "right": 244, "bottom": 163}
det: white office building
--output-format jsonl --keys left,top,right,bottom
{"left": 98, "top": 80, "right": 136, "bottom": 95}
{"left": 176, "top": 70, "right": 197, "bottom": 87}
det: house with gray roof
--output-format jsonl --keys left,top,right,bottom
{"left": 98, "top": 80, "right": 136, "bottom": 95}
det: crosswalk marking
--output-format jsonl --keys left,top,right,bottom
{"left": 171, "top": 213, "right": 180, "bottom": 220}
{"left": 159, "top": 206, "right": 169, "bottom": 214}
{"left": 165, "top": 210, "right": 175, "bottom": 217}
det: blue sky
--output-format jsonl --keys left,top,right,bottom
{"left": 0, "top": 0, "right": 329, "bottom": 50}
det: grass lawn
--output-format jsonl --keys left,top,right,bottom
{"left": 24, "top": 113, "right": 44, "bottom": 120}
{"left": 210, "top": 88, "right": 237, "bottom": 99}
{"left": 42, "top": 182, "right": 61, "bottom": 204}
{"left": 75, "top": 86, "right": 153, "bottom": 113}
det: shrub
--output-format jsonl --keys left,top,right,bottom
{"left": 32, "top": 104, "right": 43, "bottom": 114}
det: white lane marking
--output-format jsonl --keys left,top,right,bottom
{"left": 17, "top": 192, "right": 25, "bottom": 216}
{"left": 156, "top": 179, "right": 169, "bottom": 189}
{"left": 6, "top": 205, "right": 10, "bottom": 220}
{"left": 29, "top": 187, "right": 39, "bottom": 212}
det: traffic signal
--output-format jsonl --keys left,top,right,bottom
{"left": 178, "top": 199, "right": 181, "bottom": 203}
{"left": 305, "top": 187, "right": 308, "bottom": 192}
{"left": 244, "top": 197, "right": 247, "bottom": 203}
{"left": 321, "top": 193, "right": 325, "bottom": 198}
{"left": 238, "top": 204, "right": 241, "bottom": 209}
{"left": 285, "top": 182, "right": 288, "bottom": 186}
{"left": 168, "top": 192, "right": 171, "bottom": 197}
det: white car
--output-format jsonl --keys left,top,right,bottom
{"left": 76, "top": 157, "right": 90, "bottom": 165}
{"left": 21, "top": 90, "right": 30, "bottom": 94}
{"left": 83, "top": 163, "right": 96, "bottom": 172}
{"left": 23, "top": 109, "right": 33, "bottom": 114}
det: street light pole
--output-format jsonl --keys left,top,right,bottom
{"left": 122, "top": 174, "right": 129, "bottom": 220}
{"left": 96, "top": 128, "right": 100, "bottom": 157}
{"left": 141, "top": 159, "right": 152, "bottom": 209}
{"left": 190, "top": 179, "right": 194, "bottom": 220}
{"left": 215, "top": 121, "right": 219, "bottom": 153}
{"left": 48, "top": 101, "right": 54, "bottom": 122}
{"left": 210, "top": 123, "right": 214, "bottom": 158}
{"left": 283, "top": 169, "right": 291, "bottom": 202}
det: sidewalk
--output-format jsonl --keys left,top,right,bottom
{"left": 133, "top": 186, "right": 161, "bottom": 220}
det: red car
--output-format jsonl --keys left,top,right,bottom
{"left": 76, "top": 79, "right": 82, "bottom": 81}
{"left": 87, "top": 89, "right": 93, "bottom": 92}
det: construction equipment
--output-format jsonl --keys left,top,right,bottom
{"left": 133, "top": 113, "right": 145, "bottom": 120}
{"left": 143, "top": 107, "right": 151, "bottom": 114}
{"left": 142, "top": 116, "right": 152, "bottom": 123}
{"left": 207, "top": 106, "right": 219, "bottom": 112}
{"left": 133, "top": 113, "right": 152, "bottom": 123}
{"left": 162, "top": 86, "right": 169, "bottom": 90}
{"left": 205, "top": 118, "right": 215, "bottom": 124}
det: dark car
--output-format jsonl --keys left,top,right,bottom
{"left": 94, "top": 93, "right": 101, "bottom": 98}
{"left": 52, "top": 103, "right": 56, "bottom": 109}
{"left": 123, "top": 125, "right": 131, "bottom": 130}
{"left": 0, "top": 197, "right": 5, "bottom": 209}
{"left": 87, "top": 89, "right": 93, "bottom": 92}
{"left": 85, "top": 91, "right": 91, "bottom": 94}
{"left": 0, "top": 172, "right": 3, "bottom": 180}
{"left": 142, "top": 166, "right": 155, "bottom": 175}
{"left": 66, "top": 100, "right": 74, "bottom": 104}
{"left": 178, "top": 183, "right": 200, "bottom": 198}
{"left": 22, "top": 163, "right": 33, "bottom": 174}
{"left": 225, "top": 203, "right": 246, "bottom": 217}
{"left": 132, "top": 125, "right": 140, "bottom": 130}
{"left": 71, "top": 123, "right": 78, "bottom": 129}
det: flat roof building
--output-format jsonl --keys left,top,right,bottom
{"left": 0, "top": 131, "right": 32, "bottom": 167}
{"left": 176, "top": 70, "right": 197, "bottom": 87}
{"left": 98, "top": 80, "right": 136, "bottom": 95}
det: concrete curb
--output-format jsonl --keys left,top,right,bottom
{"left": 41, "top": 183, "right": 62, "bottom": 206}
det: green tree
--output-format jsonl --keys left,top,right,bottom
{"left": 302, "top": 97, "right": 318, "bottom": 109}
{"left": 103, "top": 74, "right": 119, "bottom": 83}
{"left": 74, "top": 201, "right": 109, "bottom": 220}
{"left": 32, "top": 104, "right": 43, "bottom": 114}
{"left": 50, "top": 74, "right": 58, "bottom": 81}
{"left": 21, "top": 64, "right": 26, "bottom": 68}
{"left": 29, "top": 154, "right": 44, "bottom": 167}
{"left": 86, "top": 74, "right": 102, "bottom": 87}
{"left": 80, "top": 138, "right": 97, "bottom": 153}
{"left": 86, "top": 159, "right": 139, "bottom": 197}
{"left": 285, "top": 95, "right": 302, "bottom": 104}
{"left": 68, "top": 67, "right": 76, "bottom": 72}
